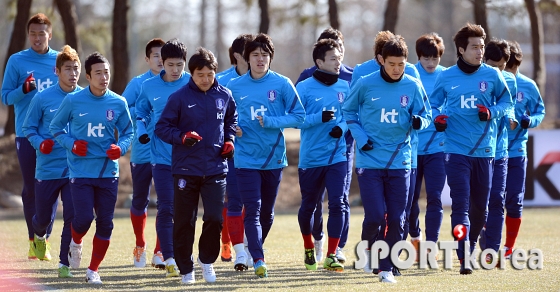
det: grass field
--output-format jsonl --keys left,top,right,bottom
{"left": 0, "top": 207, "right": 559, "bottom": 291}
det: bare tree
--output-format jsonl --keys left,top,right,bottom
{"left": 55, "top": 0, "right": 81, "bottom": 55}
{"left": 216, "top": 0, "right": 226, "bottom": 71}
{"left": 328, "top": 0, "right": 340, "bottom": 29}
{"left": 111, "top": 0, "right": 129, "bottom": 94}
{"left": 525, "top": 0, "right": 546, "bottom": 96}
{"left": 382, "top": 0, "right": 400, "bottom": 33}
{"left": 3, "top": 0, "right": 32, "bottom": 136}
{"left": 259, "top": 0, "right": 269, "bottom": 33}
{"left": 473, "top": 0, "right": 491, "bottom": 41}
{"left": 200, "top": 0, "right": 207, "bottom": 47}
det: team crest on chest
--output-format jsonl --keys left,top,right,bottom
{"left": 337, "top": 92, "right": 345, "bottom": 103}
{"left": 178, "top": 178, "right": 187, "bottom": 190}
{"left": 267, "top": 90, "right": 277, "bottom": 102}
{"left": 400, "top": 95, "right": 409, "bottom": 107}
{"left": 479, "top": 81, "right": 488, "bottom": 93}
{"left": 516, "top": 92, "right": 524, "bottom": 102}
{"left": 356, "top": 168, "right": 364, "bottom": 175}
{"left": 216, "top": 98, "right": 225, "bottom": 110}
{"left": 106, "top": 109, "right": 115, "bottom": 121}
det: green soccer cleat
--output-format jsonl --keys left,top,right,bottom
{"left": 33, "top": 234, "right": 47, "bottom": 261}
{"left": 28, "top": 240, "right": 38, "bottom": 260}
{"left": 304, "top": 248, "right": 317, "bottom": 270}
{"left": 58, "top": 265, "right": 73, "bottom": 278}
{"left": 43, "top": 240, "right": 52, "bottom": 261}
{"left": 254, "top": 260, "right": 268, "bottom": 278}
{"left": 323, "top": 254, "right": 344, "bottom": 272}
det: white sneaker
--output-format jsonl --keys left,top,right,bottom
{"left": 197, "top": 258, "right": 216, "bottom": 283}
{"left": 234, "top": 249, "right": 249, "bottom": 271}
{"left": 151, "top": 251, "right": 165, "bottom": 269}
{"left": 314, "top": 238, "right": 325, "bottom": 262}
{"left": 165, "top": 258, "right": 180, "bottom": 278}
{"left": 363, "top": 249, "right": 373, "bottom": 273}
{"left": 85, "top": 268, "right": 102, "bottom": 284}
{"left": 336, "top": 247, "right": 346, "bottom": 264}
{"left": 68, "top": 240, "right": 83, "bottom": 269}
{"left": 181, "top": 271, "right": 195, "bottom": 284}
{"left": 133, "top": 246, "right": 147, "bottom": 268}
{"left": 379, "top": 270, "right": 397, "bottom": 283}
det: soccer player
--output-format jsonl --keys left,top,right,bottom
{"left": 502, "top": 41, "right": 545, "bottom": 259}
{"left": 49, "top": 52, "right": 134, "bottom": 284}
{"left": 477, "top": 39, "right": 518, "bottom": 261}
{"left": 121, "top": 38, "right": 165, "bottom": 269}
{"left": 22, "top": 45, "right": 81, "bottom": 278}
{"left": 155, "top": 47, "right": 238, "bottom": 284}
{"left": 408, "top": 33, "right": 447, "bottom": 257}
{"left": 430, "top": 23, "right": 512, "bottom": 274}
{"left": 294, "top": 27, "right": 353, "bottom": 264}
{"left": 296, "top": 39, "right": 348, "bottom": 272}
{"left": 343, "top": 34, "right": 431, "bottom": 283}
{"left": 216, "top": 33, "right": 253, "bottom": 266}
{"left": 135, "top": 39, "right": 190, "bottom": 278}
{"left": 226, "top": 33, "right": 305, "bottom": 278}
{"left": 1, "top": 13, "right": 58, "bottom": 260}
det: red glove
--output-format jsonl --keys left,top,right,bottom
{"left": 106, "top": 144, "right": 122, "bottom": 160}
{"left": 434, "top": 115, "right": 448, "bottom": 132}
{"left": 476, "top": 104, "right": 491, "bottom": 121}
{"left": 39, "top": 139, "right": 54, "bottom": 154}
{"left": 72, "top": 140, "right": 88, "bottom": 156}
{"left": 22, "top": 73, "right": 37, "bottom": 94}
{"left": 221, "top": 141, "right": 234, "bottom": 158}
{"left": 182, "top": 131, "right": 202, "bottom": 146}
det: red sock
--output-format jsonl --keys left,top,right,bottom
{"left": 89, "top": 235, "right": 110, "bottom": 271}
{"left": 504, "top": 216, "right": 522, "bottom": 248}
{"left": 302, "top": 234, "right": 314, "bottom": 249}
{"left": 327, "top": 237, "right": 340, "bottom": 256}
{"left": 227, "top": 215, "right": 244, "bottom": 245}
{"left": 221, "top": 207, "right": 231, "bottom": 244}
{"left": 71, "top": 225, "right": 87, "bottom": 244}
{"left": 154, "top": 237, "right": 161, "bottom": 254}
{"left": 130, "top": 210, "right": 147, "bottom": 247}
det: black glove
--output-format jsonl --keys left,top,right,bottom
{"left": 412, "top": 116, "right": 421, "bottom": 130}
{"left": 329, "top": 126, "right": 343, "bottom": 138}
{"left": 138, "top": 134, "right": 150, "bottom": 144}
{"left": 182, "top": 131, "right": 202, "bottom": 146}
{"left": 520, "top": 114, "right": 531, "bottom": 129}
{"left": 22, "top": 73, "right": 36, "bottom": 94}
{"left": 476, "top": 104, "right": 491, "bottom": 121}
{"left": 361, "top": 140, "right": 374, "bottom": 151}
{"left": 434, "top": 115, "right": 448, "bottom": 132}
{"left": 322, "top": 110, "right": 335, "bottom": 123}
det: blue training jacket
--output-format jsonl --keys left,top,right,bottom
{"left": 226, "top": 70, "right": 305, "bottom": 169}
{"left": 216, "top": 66, "right": 242, "bottom": 85}
{"left": 22, "top": 83, "right": 82, "bottom": 180}
{"left": 495, "top": 71, "right": 518, "bottom": 160}
{"left": 351, "top": 59, "right": 420, "bottom": 88}
{"left": 296, "top": 76, "right": 349, "bottom": 168}
{"left": 416, "top": 63, "right": 447, "bottom": 156}
{"left": 2, "top": 48, "right": 58, "bottom": 137}
{"left": 155, "top": 78, "right": 238, "bottom": 176}
{"left": 50, "top": 87, "right": 133, "bottom": 178}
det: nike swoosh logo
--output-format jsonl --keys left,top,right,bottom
{"left": 451, "top": 85, "right": 460, "bottom": 90}
{"left": 315, "top": 97, "right": 323, "bottom": 101}
{"left": 27, "top": 70, "right": 34, "bottom": 74}
{"left": 154, "top": 97, "right": 161, "bottom": 101}
{"left": 50, "top": 109, "right": 58, "bottom": 112}
{"left": 240, "top": 96, "right": 248, "bottom": 100}
{"left": 188, "top": 104, "right": 196, "bottom": 108}
{"left": 371, "top": 97, "right": 381, "bottom": 102}
{"left": 79, "top": 113, "right": 88, "bottom": 116}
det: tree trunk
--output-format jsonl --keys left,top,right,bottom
{"left": 382, "top": 0, "right": 400, "bottom": 33}
{"left": 328, "top": 0, "right": 340, "bottom": 29}
{"left": 111, "top": 0, "right": 129, "bottom": 95}
{"left": 55, "top": 0, "right": 81, "bottom": 55}
{"left": 258, "top": 0, "right": 269, "bottom": 34}
{"left": 216, "top": 0, "right": 226, "bottom": 71}
{"left": 524, "top": 0, "right": 546, "bottom": 96}
{"left": 200, "top": 0, "right": 207, "bottom": 47}
{"left": 3, "top": 0, "right": 32, "bottom": 136}
{"left": 473, "top": 0, "right": 491, "bottom": 41}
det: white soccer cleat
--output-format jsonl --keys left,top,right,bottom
{"left": 234, "top": 249, "right": 249, "bottom": 271}
{"left": 379, "top": 270, "right": 397, "bottom": 283}
{"left": 198, "top": 258, "right": 216, "bottom": 283}
{"left": 314, "top": 238, "right": 325, "bottom": 262}
{"left": 133, "top": 246, "right": 147, "bottom": 268}
{"left": 68, "top": 240, "right": 83, "bottom": 269}
{"left": 181, "top": 271, "right": 195, "bottom": 284}
{"left": 152, "top": 251, "right": 165, "bottom": 270}
{"left": 85, "top": 268, "right": 102, "bottom": 284}
{"left": 336, "top": 247, "right": 346, "bottom": 264}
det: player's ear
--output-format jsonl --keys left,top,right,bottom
{"left": 459, "top": 47, "right": 465, "bottom": 55}
{"left": 55, "top": 67, "right": 61, "bottom": 76}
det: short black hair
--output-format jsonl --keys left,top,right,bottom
{"left": 145, "top": 38, "right": 165, "bottom": 58}
{"left": 188, "top": 47, "right": 218, "bottom": 74}
{"left": 317, "top": 27, "right": 344, "bottom": 43}
{"left": 243, "top": 33, "right": 274, "bottom": 63}
{"left": 161, "top": 38, "right": 187, "bottom": 63}
{"left": 453, "top": 23, "right": 486, "bottom": 58}
{"left": 506, "top": 40, "right": 523, "bottom": 69}
{"left": 381, "top": 35, "right": 408, "bottom": 60}
{"left": 85, "top": 52, "right": 109, "bottom": 75}
{"left": 312, "top": 39, "right": 340, "bottom": 67}
{"left": 484, "top": 38, "right": 510, "bottom": 63}
{"left": 228, "top": 34, "right": 253, "bottom": 65}
{"left": 415, "top": 32, "right": 445, "bottom": 59}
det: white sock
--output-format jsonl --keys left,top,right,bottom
{"left": 233, "top": 243, "right": 245, "bottom": 256}
{"left": 165, "top": 257, "right": 176, "bottom": 266}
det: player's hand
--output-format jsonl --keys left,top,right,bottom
{"left": 22, "top": 73, "right": 36, "bottom": 94}
{"left": 476, "top": 104, "right": 491, "bottom": 121}
{"left": 520, "top": 114, "right": 531, "bottom": 129}
{"left": 509, "top": 119, "right": 518, "bottom": 130}
{"left": 434, "top": 115, "right": 448, "bottom": 132}
{"left": 39, "top": 139, "right": 54, "bottom": 154}
{"left": 106, "top": 144, "right": 121, "bottom": 160}
{"left": 412, "top": 115, "right": 421, "bottom": 130}
{"left": 329, "top": 126, "right": 343, "bottom": 138}
{"left": 235, "top": 126, "right": 243, "bottom": 137}
{"left": 361, "top": 140, "right": 374, "bottom": 151}
{"left": 256, "top": 115, "right": 264, "bottom": 127}
{"left": 221, "top": 140, "right": 234, "bottom": 158}
{"left": 72, "top": 140, "right": 88, "bottom": 157}
{"left": 182, "top": 131, "right": 202, "bottom": 146}
{"left": 322, "top": 110, "right": 335, "bottom": 123}
{"left": 138, "top": 133, "right": 150, "bottom": 144}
